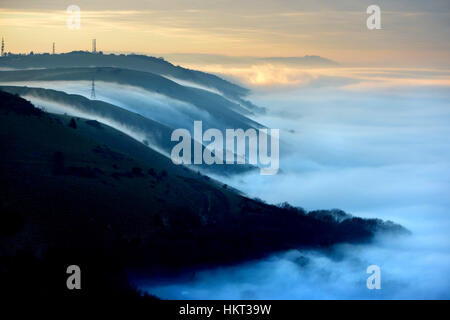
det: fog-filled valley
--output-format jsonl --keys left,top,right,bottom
{"left": 141, "top": 66, "right": 450, "bottom": 299}
{"left": 1, "top": 53, "right": 449, "bottom": 299}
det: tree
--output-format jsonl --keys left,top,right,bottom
{"left": 132, "top": 167, "right": 143, "bottom": 176}
{"left": 69, "top": 118, "right": 77, "bottom": 129}
{"left": 148, "top": 168, "right": 156, "bottom": 177}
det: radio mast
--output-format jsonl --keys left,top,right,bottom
{"left": 91, "top": 77, "right": 96, "bottom": 99}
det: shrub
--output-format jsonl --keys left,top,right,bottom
{"left": 161, "top": 170, "right": 168, "bottom": 177}
{"left": 148, "top": 168, "right": 156, "bottom": 177}
{"left": 69, "top": 118, "right": 77, "bottom": 129}
{"left": 131, "top": 167, "right": 143, "bottom": 176}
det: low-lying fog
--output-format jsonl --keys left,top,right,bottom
{"left": 3, "top": 66, "right": 449, "bottom": 299}
{"left": 1, "top": 80, "right": 213, "bottom": 130}
{"left": 141, "top": 67, "right": 450, "bottom": 299}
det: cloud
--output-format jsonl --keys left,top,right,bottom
{"left": 0, "top": 80, "right": 213, "bottom": 130}
{"left": 1, "top": 1, "right": 449, "bottom": 66}
{"left": 2, "top": 0, "right": 450, "bottom": 13}
{"left": 140, "top": 231, "right": 450, "bottom": 299}
{"left": 23, "top": 94, "right": 168, "bottom": 155}
{"left": 173, "top": 64, "right": 450, "bottom": 90}
{"left": 139, "top": 67, "right": 450, "bottom": 299}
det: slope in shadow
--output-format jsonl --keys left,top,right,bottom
{"left": 0, "top": 91, "right": 408, "bottom": 300}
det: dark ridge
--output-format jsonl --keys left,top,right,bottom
{"left": 0, "top": 52, "right": 250, "bottom": 103}
{"left": 0, "top": 90, "right": 42, "bottom": 116}
{"left": 0, "top": 90, "right": 408, "bottom": 299}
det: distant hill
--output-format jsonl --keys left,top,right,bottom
{"left": 0, "top": 52, "right": 261, "bottom": 113}
{"left": 0, "top": 67, "right": 268, "bottom": 175}
{"left": 0, "top": 85, "right": 256, "bottom": 176}
{"left": 163, "top": 53, "right": 339, "bottom": 66}
{"left": 0, "top": 67, "right": 262, "bottom": 128}
{"left": 261, "top": 55, "right": 338, "bottom": 66}
{"left": 0, "top": 91, "right": 407, "bottom": 299}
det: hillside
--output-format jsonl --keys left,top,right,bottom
{"left": 0, "top": 52, "right": 259, "bottom": 112}
{"left": 0, "top": 67, "right": 262, "bottom": 126}
{"left": 0, "top": 85, "right": 256, "bottom": 176}
{"left": 0, "top": 91, "right": 407, "bottom": 299}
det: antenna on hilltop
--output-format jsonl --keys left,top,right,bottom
{"left": 92, "top": 39, "right": 96, "bottom": 54}
{"left": 52, "top": 42, "right": 55, "bottom": 55}
{"left": 91, "top": 77, "right": 96, "bottom": 99}
{"left": 1, "top": 37, "right": 4, "bottom": 57}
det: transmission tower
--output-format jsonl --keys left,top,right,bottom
{"left": 91, "top": 77, "right": 96, "bottom": 99}
{"left": 52, "top": 42, "right": 55, "bottom": 55}
{"left": 92, "top": 39, "right": 96, "bottom": 53}
{"left": 1, "top": 37, "right": 4, "bottom": 57}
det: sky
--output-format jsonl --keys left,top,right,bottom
{"left": 1, "top": 0, "right": 449, "bottom": 67}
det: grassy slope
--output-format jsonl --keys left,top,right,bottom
{"left": 0, "top": 67, "right": 260, "bottom": 127}
{"left": 0, "top": 91, "right": 407, "bottom": 298}
{"left": 0, "top": 85, "right": 257, "bottom": 176}
{"left": 0, "top": 52, "right": 259, "bottom": 113}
